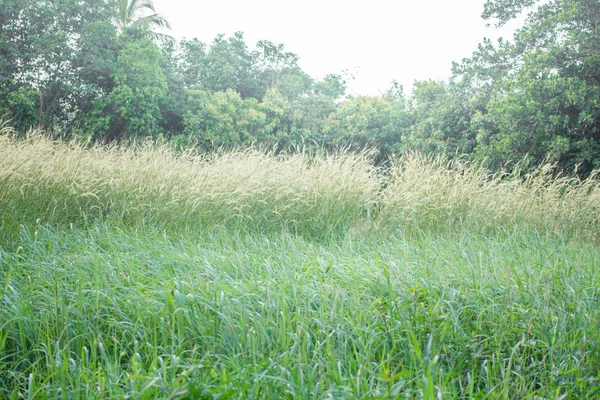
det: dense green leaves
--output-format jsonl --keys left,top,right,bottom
{"left": 0, "top": 0, "right": 117, "bottom": 131}
{"left": 467, "top": 0, "right": 600, "bottom": 172}
{"left": 180, "top": 33, "right": 264, "bottom": 99}
{"left": 83, "top": 30, "right": 168, "bottom": 141}
{"left": 1, "top": 0, "right": 599, "bottom": 174}
{"left": 182, "top": 89, "right": 266, "bottom": 149}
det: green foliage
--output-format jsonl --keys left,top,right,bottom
{"left": 405, "top": 80, "right": 476, "bottom": 157}
{"left": 178, "top": 34, "right": 313, "bottom": 103}
{"left": 0, "top": 0, "right": 117, "bottom": 131}
{"left": 480, "top": 73, "right": 600, "bottom": 170}
{"left": 456, "top": 0, "right": 600, "bottom": 174}
{"left": 182, "top": 89, "right": 267, "bottom": 150}
{"left": 255, "top": 39, "right": 311, "bottom": 97}
{"left": 157, "top": 40, "right": 187, "bottom": 135}
{"left": 316, "top": 73, "right": 347, "bottom": 99}
{"left": 180, "top": 33, "right": 264, "bottom": 99}
{"left": 116, "top": 0, "right": 172, "bottom": 41}
{"left": 0, "top": 87, "right": 39, "bottom": 131}
{"left": 323, "top": 95, "right": 407, "bottom": 162}
{"left": 98, "top": 30, "right": 167, "bottom": 141}
{"left": 1, "top": 0, "right": 600, "bottom": 174}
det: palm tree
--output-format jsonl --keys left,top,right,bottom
{"left": 117, "top": 0, "right": 172, "bottom": 40}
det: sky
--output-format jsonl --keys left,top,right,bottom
{"left": 152, "top": 0, "right": 522, "bottom": 96}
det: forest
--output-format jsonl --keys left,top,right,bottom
{"left": 1, "top": 0, "right": 599, "bottom": 173}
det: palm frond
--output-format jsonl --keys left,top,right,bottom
{"left": 149, "top": 31, "right": 175, "bottom": 43}
{"left": 137, "top": 12, "right": 172, "bottom": 31}
{"left": 116, "top": 0, "right": 172, "bottom": 35}
{"left": 140, "top": 0, "right": 157, "bottom": 13}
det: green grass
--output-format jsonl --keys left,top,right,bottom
{"left": 2, "top": 226, "right": 599, "bottom": 398}
{"left": 1, "top": 131, "right": 600, "bottom": 398}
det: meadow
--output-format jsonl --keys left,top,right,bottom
{"left": 1, "top": 129, "right": 600, "bottom": 398}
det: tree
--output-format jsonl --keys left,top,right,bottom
{"left": 404, "top": 80, "right": 477, "bottom": 158}
{"left": 451, "top": 0, "right": 600, "bottom": 174}
{"left": 316, "top": 74, "right": 347, "bottom": 100}
{"left": 182, "top": 89, "right": 268, "bottom": 150}
{"left": 320, "top": 92, "right": 411, "bottom": 164}
{"left": 116, "top": 0, "right": 171, "bottom": 40}
{"left": 254, "top": 40, "right": 314, "bottom": 102}
{"left": 81, "top": 29, "right": 167, "bottom": 141}
{"left": 0, "top": 0, "right": 117, "bottom": 131}
{"left": 179, "top": 33, "right": 264, "bottom": 99}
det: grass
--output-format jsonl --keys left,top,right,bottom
{"left": 1, "top": 132, "right": 600, "bottom": 243}
{"left": 1, "top": 130, "right": 600, "bottom": 398}
{"left": 0, "top": 133, "right": 378, "bottom": 240}
{"left": 381, "top": 155, "right": 600, "bottom": 238}
{"left": 2, "top": 226, "right": 599, "bottom": 398}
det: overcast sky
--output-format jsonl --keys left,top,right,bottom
{"left": 152, "top": 0, "right": 522, "bottom": 96}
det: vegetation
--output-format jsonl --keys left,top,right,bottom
{"left": 1, "top": 0, "right": 599, "bottom": 175}
{"left": 2, "top": 0, "right": 600, "bottom": 398}
{"left": 1, "top": 131, "right": 599, "bottom": 242}
{"left": 1, "top": 131, "right": 600, "bottom": 398}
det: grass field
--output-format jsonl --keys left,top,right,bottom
{"left": 1, "top": 132, "right": 600, "bottom": 398}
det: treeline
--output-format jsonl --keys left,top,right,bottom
{"left": 1, "top": 0, "right": 599, "bottom": 174}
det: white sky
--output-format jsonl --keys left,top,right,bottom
{"left": 152, "top": 0, "right": 522, "bottom": 96}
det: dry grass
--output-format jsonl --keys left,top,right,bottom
{"left": 380, "top": 154, "right": 600, "bottom": 238}
{"left": 1, "top": 129, "right": 599, "bottom": 240}
{"left": 0, "top": 131, "right": 379, "bottom": 239}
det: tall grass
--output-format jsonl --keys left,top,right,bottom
{"left": 0, "top": 132, "right": 378, "bottom": 240}
{"left": 1, "top": 130, "right": 599, "bottom": 241}
{"left": 381, "top": 155, "right": 600, "bottom": 239}
{"left": 2, "top": 225, "right": 600, "bottom": 398}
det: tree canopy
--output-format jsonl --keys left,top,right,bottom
{"left": 1, "top": 0, "right": 598, "bottom": 175}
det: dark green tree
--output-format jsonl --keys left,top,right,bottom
{"left": 179, "top": 33, "right": 264, "bottom": 99}
{"left": 460, "top": 0, "right": 600, "bottom": 173}
{"left": 404, "top": 80, "right": 477, "bottom": 158}
{"left": 0, "top": 0, "right": 117, "bottom": 131}
{"left": 81, "top": 28, "right": 167, "bottom": 141}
